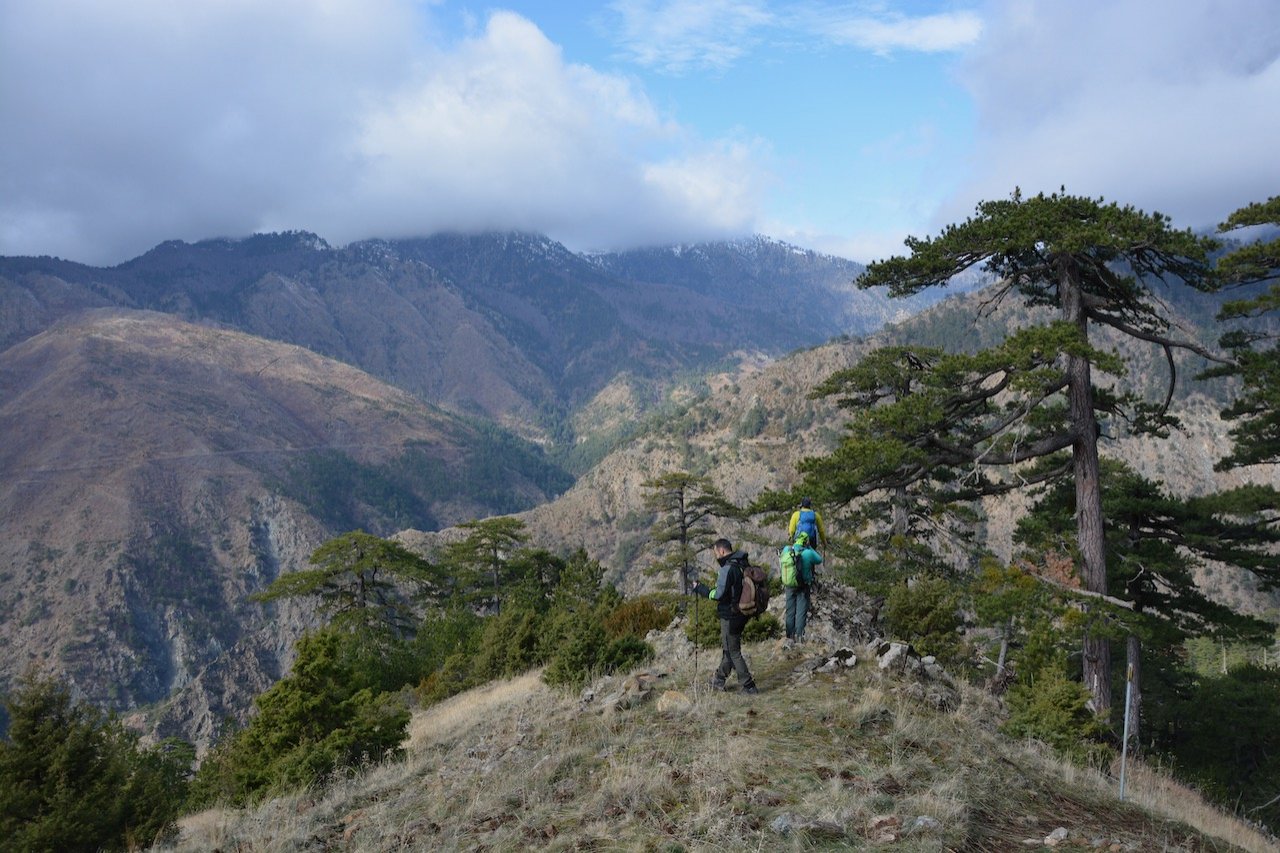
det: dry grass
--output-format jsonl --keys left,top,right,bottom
{"left": 1110, "top": 759, "right": 1278, "bottom": 853}
{"left": 405, "top": 670, "right": 548, "bottom": 750}
{"left": 160, "top": 637, "right": 1278, "bottom": 852}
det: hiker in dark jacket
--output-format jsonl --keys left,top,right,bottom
{"left": 689, "top": 538, "right": 758, "bottom": 694}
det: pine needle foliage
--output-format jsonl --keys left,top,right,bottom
{"left": 0, "top": 676, "right": 190, "bottom": 851}
{"left": 811, "top": 188, "right": 1227, "bottom": 716}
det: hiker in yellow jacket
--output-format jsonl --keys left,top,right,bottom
{"left": 786, "top": 497, "right": 825, "bottom": 552}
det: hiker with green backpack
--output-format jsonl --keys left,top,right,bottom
{"left": 688, "top": 538, "right": 760, "bottom": 695}
{"left": 780, "top": 531, "right": 822, "bottom": 644}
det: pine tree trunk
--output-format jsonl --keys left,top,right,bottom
{"left": 1125, "top": 634, "right": 1142, "bottom": 752}
{"left": 996, "top": 616, "right": 1012, "bottom": 675}
{"left": 1061, "top": 259, "right": 1112, "bottom": 718}
{"left": 892, "top": 485, "right": 909, "bottom": 538}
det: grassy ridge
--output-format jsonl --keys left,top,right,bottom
{"left": 167, "top": 633, "right": 1275, "bottom": 852}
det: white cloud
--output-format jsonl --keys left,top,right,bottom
{"left": 0, "top": 1, "right": 766, "bottom": 263}
{"left": 801, "top": 9, "right": 983, "bottom": 54}
{"left": 948, "top": 0, "right": 1280, "bottom": 230}
{"left": 606, "top": 0, "right": 773, "bottom": 73}
{"left": 335, "top": 12, "right": 763, "bottom": 249}
{"left": 605, "top": 0, "right": 979, "bottom": 74}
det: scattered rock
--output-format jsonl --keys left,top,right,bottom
{"left": 1044, "top": 826, "right": 1070, "bottom": 846}
{"left": 787, "top": 580, "right": 881, "bottom": 648}
{"left": 875, "top": 641, "right": 960, "bottom": 710}
{"left": 656, "top": 689, "right": 692, "bottom": 714}
{"left": 903, "top": 681, "right": 960, "bottom": 712}
{"left": 909, "top": 815, "right": 942, "bottom": 834}
{"left": 750, "top": 788, "right": 787, "bottom": 807}
{"left": 798, "top": 819, "right": 845, "bottom": 839}
{"left": 868, "top": 813, "right": 902, "bottom": 842}
{"left": 922, "top": 659, "right": 953, "bottom": 685}
{"left": 646, "top": 625, "right": 695, "bottom": 662}
{"left": 877, "top": 642, "right": 925, "bottom": 676}
{"left": 770, "top": 813, "right": 845, "bottom": 839}
{"left": 600, "top": 671, "right": 666, "bottom": 714}
{"left": 814, "top": 646, "right": 858, "bottom": 673}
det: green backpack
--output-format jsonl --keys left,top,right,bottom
{"left": 779, "top": 544, "right": 801, "bottom": 588}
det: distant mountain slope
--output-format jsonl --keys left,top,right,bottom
{"left": 482, "top": 287, "right": 1279, "bottom": 608}
{"left": 0, "top": 310, "right": 568, "bottom": 750}
{"left": 0, "top": 230, "right": 939, "bottom": 438}
{"left": 585, "top": 235, "right": 916, "bottom": 340}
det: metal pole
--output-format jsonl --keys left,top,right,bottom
{"left": 693, "top": 584, "right": 700, "bottom": 698}
{"left": 1119, "top": 662, "right": 1134, "bottom": 801}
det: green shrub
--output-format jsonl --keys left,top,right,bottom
{"left": 545, "top": 622, "right": 610, "bottom": 688}
{"left": 602, "top": 594, "right": 678, "bottom": 640}
{"left": 188, "top": 629, "right": 410, "bottom": 807}
{"left": 410, "top": 607, "right": 483, "bottom": 675}
{"left": 684, "top": 604, "right": 780, "bottom": 647}
{"left": 1148, "top": 663, "right": 1280, "bottom": 831}
{"left": 534, "top": 608, "right": 578, "bottom": 662}
{"left": 416, "top": 652, "right": 477, "bottom": 706}
{"left": 600, "top": 635, "right": 654, "bottom": 673}
{"left": 684, "top": 600, "right": 720, "bottom": 648}
{"left": 0, "top": 676, "right": 191, "bottom": 851}
{"left": 544, "top": 622, "right": 654, "bottom": 688}
{"left": 472, "top": 608, "right": 544, "bottom": 681}
{"left": 883, "top": 575, "right": 965, "bottom": 665}
{"left": 744, "top": 613, "right": 782, "bottom": 642}
{"left": 1002, "top": 666, "right": 1111, "bottom": 766}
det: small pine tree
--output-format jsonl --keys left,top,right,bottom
{"left": 0, "top": 676, "right": 189, "bottom": 851}
{"left": 188, "top": 628, "right": 409, "bottom": 807}
{"left": 1002, "top": 666, "right": 1112, "bottom": 766}
{"left": 883, "top": 574, "right": 966, "bottom": 666}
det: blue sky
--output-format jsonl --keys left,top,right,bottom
{"left": 2, "top": 1, "right": 1278, "bottom": 265}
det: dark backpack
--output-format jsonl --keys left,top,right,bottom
{"left": 736, "top": 560, "right": 770, "bottom": 617}
{"left": 796, "top": 509, "right": 819, "bottom": 547}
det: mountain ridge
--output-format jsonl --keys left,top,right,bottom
{"left": 1, "top": 229, "right": 935, "bottom": 439}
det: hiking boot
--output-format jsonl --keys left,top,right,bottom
{"left": 743, "top": 684, "right": 759, "bottom": 695}
{"left": 709, "top": 679, "right": 726, "bottom": 692}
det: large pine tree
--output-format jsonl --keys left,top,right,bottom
{"left": 845, "top": 189, "right": 1224, "bottom": 715}
{"left": 643, "top": 471, "right": 741, "bottom": 594}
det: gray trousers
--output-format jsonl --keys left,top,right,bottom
{"left": 784, "top": 585, "right": 810, "bottom": 639}
{"left": 715, "top": 616, "right": 754, "bottom": 687}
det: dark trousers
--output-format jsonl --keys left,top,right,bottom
{"left": 714, "top": 615, "right": 754, "bottom": 687}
